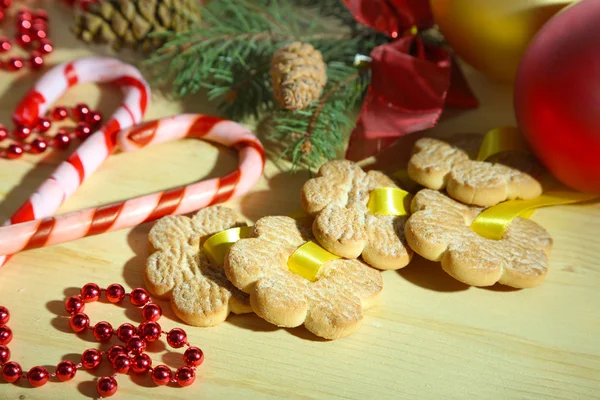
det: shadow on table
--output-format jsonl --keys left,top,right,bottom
{"left": 398, "top": 255, "right": 470, "bottom": 293}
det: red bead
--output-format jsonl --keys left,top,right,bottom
{"left": 29, "top": 138, "right": 48, "bottom": 154}
{"left": 0, "top": 326, "right": 12, "bottom": 345}
{"left": 130, "top": 288, "right": 150, "bottom": 307}
{"left": 6, "top": 57, "right": 24, "bottom": 71}
{"left": 142, "top": 303, "right": 162, "bottom": 322}
{"left": 116, "top": 323, "right": 136, "bottom": 343}
{"left": 69, "top": 313, "right": 90, "bottom": 333}
{"left": 6, "top": 143, "right": 24, "bottom": 159}
{"left": 184, "top": 346, "right": 204, "bottom": 367}
{"left": 53, "top": 131, "right": 71, "bottom": 149}
{"left": 130, "top": 353, "right": 152, "bottom": 374}
{"left": 29, "top": 23, "right": 47, "bottom": 41}
{"left": 51, "top": 106, "right": 69, "bottom": 121}
{"left": 15, "top": 33, "right": 32, "bottom": 47}
{"left": 93, "top": 321, "right": 113, "bottom": 342}
{"left": 37, "top": 39, "right": 53, "bottom": 54}
{"left": 81, "top": 348, "right": 102, "bottom": 369}
{"left": 166, "top": 328, "right": 187, "bottom": 348}
{"left": 107, "top": 345, "right": 126, "bottom": 362}
{"left": 112, "top": 354, "right": 131, "bottom": 374}
{"left": 0, "top": 37, "right": 11, "bottom": 52}
{"left": 138, "top": 321, "right": 161, "bottom": 342}
{"left": 0, "top": 0, "right": 12, "bottom": 9}
{"left": 126, "top": 335, "right": 146, "bottom": 355}
{"left": 74, "top": 121, "right": 92, "bottom": 139}
{"left": 34, "top": 9, "right": 48, "bottom": 21}
{"left": 0, "top": 344, "right": 10, "bottom": 364}
{"left": 175, "top": 366, "right": 196, "bottom": 387}
{"left": 81, "top": 283, "right": 100, "bottom": 302}
{"left": 35, "top": 117, "right": 51, "bottom": 133}
{"left": 18, "top": 9, "right": 33, "bottom": 21}
{"left": 13, "top": 126, "right": 31, "bottom": 140}
{"left": 0, "top": 306, "right": 8, "bottom": 326}
{"left": 97, "top": 376, "right": 118, "bottom": 397}
{"left": 73, "top": 103, "right": 90, "bottom": 121}
{"left": 0, "top": 126, "right": 7, "bottom": 142}
{"left": 106, "top": 284, "right": 125, "bottom": 303}
{"left": 27, "top": 366, "right": 49, "bottom": 387}
{"left": 2, "top": 361, "right": 21, "bottom": 383}
{"left": 151, "top": 365, "right": 172, "bottom": 386}
{"left": 55, "top": 360, "right": 77, "bottom": 382}
{"left": 85, "top": 110, "right": 103, "bottom": 127}
{"left": 29, "top": 51, "right": 44, "bottom": 69}
{"left": 65, "top": 295, "right": 85, "bottom": 314}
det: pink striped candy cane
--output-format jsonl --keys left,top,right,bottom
{"left": 1, "top": 56, "right": 150, "bottom": 266}
{"left": 0, "top": 115, "right": 264, "bottom": 258}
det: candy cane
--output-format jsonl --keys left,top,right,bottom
{"left": 0, "top": 115, "right": 264, "bottom": 258}
{"left": 1, "top": 56, "right": 150, "bottom": 266}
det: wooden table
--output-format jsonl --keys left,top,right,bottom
{"left": 1, "top": 6, "right": 599, "bottom": 400}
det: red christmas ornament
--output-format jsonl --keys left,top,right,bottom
{"left": 0, "top": 344, "right": 10, "bottom": 363}
{"left": 30, "top": 138, "right": 48, "bottom": 154}
{"left": 69, "top": 312, "right": 90, "bottom": 333}
{"left": 6, "top": 143, "right": 23, "bottom": 159}
{"left": 2, "top": 361, "right": 22, "bottom": 383}
{"left": 0, "top": 125, "right": 8, "bottom": 141}
{"left": 142, "top": 303, "right": 162, "bottom": 322}
{"left": 0, "top": 305, "right": 9, "bottom": 326}
{"left": 131, "top": 353, "right": 152, "bottom": 374}
{"left": 93, "top": 321, "right": 113, "bottom": 341}
{"left": 53, "top": 131, "right": 71, "bottom": 149}
{"left": 129, "top": 287, "right": 149, "bottom": 307}
{"left": 56, "top": 360, "right": 77, "bottom": 381}
{"left": 0, "top": 326, "right": 12, "bottom": 345}
{"left": 112, "top": 354, "right": 131, "bottom": 374}
{"left": 138, "top": 321, "right": 161, "bottom": 342}
{"left": 65, "top": 295, "right": 85, "bottom": 314}
{"left": 175, "top": 366, "right": 195, "bottom": 387}
{"left": 126, "top": 335, "right": 146, "bottom": 354}
{"left": 27, "top": 366, "right": 49, "bottom": 387}
{"left": 97, "top": 376, "right": 118, "bottom": 397}
{"left": 515, "top": 0, "right": 600, "bottom": 193}
{"left": 106, "top": 283, "right": 125, "bottom": 303}
{"left": 151, "top": 365, "right": 172, "bottom": 386}
{"left": 116, "top": 323, "right": 136, "bottom": 342}
{"left": 166, "top": 328, "right": 187, "bottom": 348}
{"left": 184, "top": 347, "right": 204, "bottom": 367}
{"left": 81, "top": 282, "right": 100, "bottom": 302}
{"left": 35, "top": 117, "right": 51, "bottom": 132}
{"left": 107, "top": 345, "right": 126, "bottom": 362}
{"left": 81, "top": 348, "right": 102, "bottom": 369}
{"left": 13, "top": 125, "right": 31, "bottom": 139}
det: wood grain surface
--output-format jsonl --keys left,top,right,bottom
{"left": 0, "top": 5, "right": 599, "bottom": 400}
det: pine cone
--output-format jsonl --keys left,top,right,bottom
{"left": 72, "top": 0, "right": 201, "bottom": 52}
{"left": 270, "top": 42, "right": 327, "bottom": 111}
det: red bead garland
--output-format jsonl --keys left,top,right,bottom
{"left": 0, "top": 284, "right": 204, "bottom": 397}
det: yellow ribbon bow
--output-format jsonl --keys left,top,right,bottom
{"left": 287, "top": 241, "right": 340, "bottom": 282}
{"left": 367, "top": 187, "right": 411, "bottom": 216}
{"left": 202, "top": 226, "right": 254, "bottom": 266}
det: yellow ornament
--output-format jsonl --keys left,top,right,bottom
{"left": 430, "top": 0, "right": 577, "bottom": 82}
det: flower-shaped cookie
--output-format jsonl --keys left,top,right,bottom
{"left": 224, "top": 216, "right": 383, "bottom": 340}
{"left": 301, "top": 160, "right": 412, "bottom": 270}
{"left": 145, "top": 206, "right": 252, "bottom": 327}
{"left": 408, "top": 137, "right": 542, "bottom": 206}
{"left": 405, "top": 189, "right": 553, "bottom": 288}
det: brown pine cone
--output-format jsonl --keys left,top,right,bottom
{"left": 72, "top": 0, "right": 201, "bottom": 52}
{"left": 270, "top": 42, "right": 327, "bottom": 111}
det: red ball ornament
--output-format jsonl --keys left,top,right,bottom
{"left": 56, "top": 360, "right": 77, "bottom": 382}
{"left": 65, "top": 295, "right": 85, "bottom": 314}
{"left": 93, "top": 321, "right": 113, "bottom": 342}
{"left": 126, "top": 335, "right": 146, "bottom": 355}
{"left": 138, "top": 321, "right": 161, "bottom": 342}
{"left": 129, "top": 287, "right": 149, "bottom": 307}
{"left": 184, "top": 346, "right": 204, "bottom": 367}
{"left": 37, "top": 39, "right": 53, "bottom": 54}
{"left": 81, "top": 283, "right": 100, "bottom": 302}
{"left": 53, "top": 131, "right": 70, "bottom": 149}
{"left": 166, "top": 328, "right": 187, "bottom": 348}
{"left": 6, "top": 57, "right": 24, "bottom": 71}
{"left": 28, "top": 366, "right": 49, "bottom": 387}
{"left": 81, "top": 348, "right": 102, "bottom": 369}
{"left": 116, "top": 323, "right": 136, "bottom": 342}
{"left": 35, "top": 117, "right": 51, "bottom": 132}
{"left": 151, "top": 365, "right": 172, "bottom": 386}
{"left": 0, "top": 125, "right": 8, "bottom": 141}
{"left": 107, "top": 345, "right": 126, "bottom": 362}
{"left": 106, "top": 283, "right": 125, "bottom": 303}
{"left": 86, "top": 110, "right": 103, "bottom": 126}
{"left": 0, "top": 344, "right": 10, "bottom": 364}
{"left": 97, "top": 376, "right": 118, "bottom": 397}
{"left": 131, "top": 353, "right": 152, "bottom": 374}
{"left": 0, "top": 326, "right": 12, "bottom": 345}
{"left": 6, "top": 143, "right": 24, "bottom": 159}
{"left": 69, "top": 312, "right": 90, "bottom": 333}
{"left": 74, "top": 121, "right": 92, "bottom": 139}
{"left": 2, "top": 361, "right": 22, "bottom": 383}
{"left": 51, "top": 106, "right": 69, "bottom": 121}
{"left": 29, "top": 51, "right": 44, "bottom": 69}
{"left": 0, "top": 37, "right": 11, "bottom": 52}
{"left": 73, "top": 103, "right": 90, "bottom": 121}
{"left": 15, "top": 33, "right": 32, "bottom": 47}
{"left": 17, "top": 9, "right": 32, "bottom": 21}
{"left": 30, "top": 138, "right": 48, "bottom": 154}
{"left": 142, "top": 303, "right": 162, "bottom": 322}
{"left": 13, "top": 126, "right": 31, "bottom": 140}
{"left": 175, "top": 366, "right": 196, "bottom": 387}
{"left": 515, "top": 0, "right": 600, "bottom": 194}
{"left": 112, "top": 353, "right": 131, "bottom": 374}
{"left": 0, "top": 306, "right": 9, "bottom": 326}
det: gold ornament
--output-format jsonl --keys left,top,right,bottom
{"left": 430, "top": 0, "right": 577, "bottom": 82}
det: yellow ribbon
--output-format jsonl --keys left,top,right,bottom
{"left": 476, "top": 126, "right": 529, "bottom": 161}
{"left": 287, "top": 241, "right": 340, "bottom": 282}
{"left": 471, "top": 192, "right": 598, "bottom": 240}
{"left": 367, "top": 187, "right": 411, "bottom": 216}
{"left": 202, "top": 226, "right": 254, "bottom": 266}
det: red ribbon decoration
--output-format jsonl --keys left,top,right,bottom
{"left": 343, "top": 0, "right": 479, "bottom": 161}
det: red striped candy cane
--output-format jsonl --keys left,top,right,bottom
{"left": 0, "top": 115, "right": 264, "bottom": 258}
{"left": 1, "top": 56, "right": 150, "bottom": 266}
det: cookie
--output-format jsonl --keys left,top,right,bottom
{"left": 145, "top": 206, "right": 253, "bottom": 327}
{"left": 301, "top": 160, "right": 412, "bottom": 270}
{"left": 408, "top": 137, "right": 542, "bottom": 206}
{"left": 405, "top": 189, "right": 553, "bottom": 288}
{"left": 224, "top": 216, "right": 383, "bottom": 340}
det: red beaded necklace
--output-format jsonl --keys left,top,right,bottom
{"left": 0, "top": 283, "right": 204, "bottom": 397}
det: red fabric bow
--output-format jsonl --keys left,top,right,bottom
{"left": 343, "top": 0, "right": 479, "bottom": 161}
